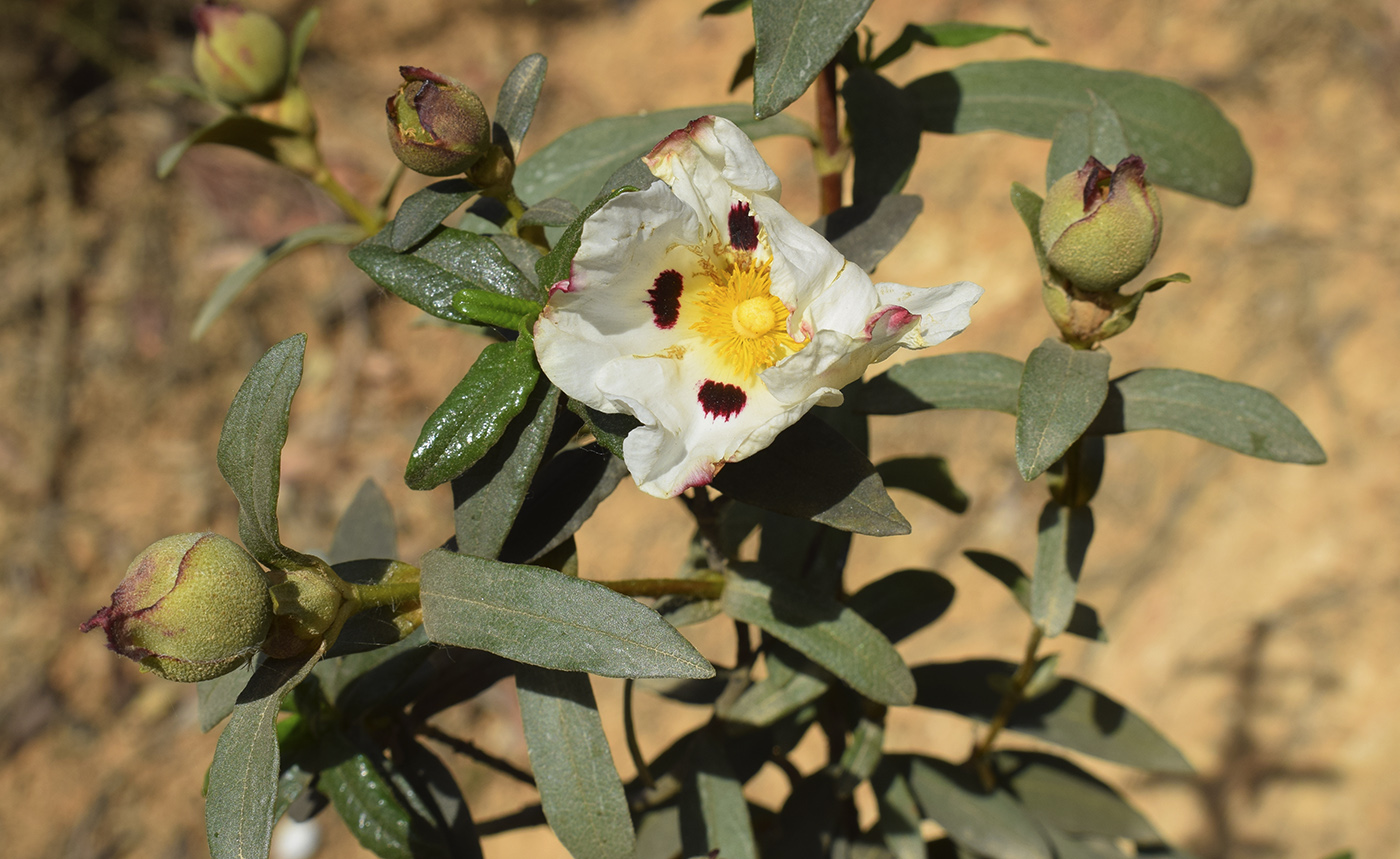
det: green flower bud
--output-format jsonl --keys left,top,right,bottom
{"left": 386, "top": 66, "right": 491, "bottom": 177}
{"left": 192, "top": 3, "right": 289, "bottom": 107}
{"left": 260, "top": 566, "right": 345, "bottom": 659}
{"left": 80, "top": 533, "right": 272, "bottom": 682}
{"left": 1039, "top": 155, "right": 1163, "bottom": 293}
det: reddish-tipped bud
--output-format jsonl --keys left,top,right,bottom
{"left": 81, "top": 533, "right": 272, "bottom": 682}
{"left": 1040, "top": 155, "right": 1163, "bottom": 293}
{"left": 386, "top": 66, "right": 491, "bottom": 176}
{"left": 192, "top": 3, "right": 289, "bottom": 107}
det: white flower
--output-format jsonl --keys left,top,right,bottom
{"left": 533, "top": 116, "right": 983, "bottom": 498}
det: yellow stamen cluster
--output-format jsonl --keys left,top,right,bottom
{"left": 691, "top": 259, "right": 803, "bottom": 379}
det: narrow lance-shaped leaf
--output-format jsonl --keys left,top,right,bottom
{"left": 493, "top": 53, "right": 548, "bottom": 157}
{"left": 751, "top": 0, "right": 873, "bottom": 118}
{"left": 1016, "top": 339, "right": 1111, "bottom": 481}
{"left": 872, "top": 761, "right": 924, "bottom": 859}
{"left": 516, "top": 666, "right": 636, "bottom": 859}
{"left": 682, "top": 724, "right": 758, "bottom": 859}
{"left": 420, "top": 550, "right": 713, "bottom": 679}
{"left": 1089, "top": 368, "right": 1325, "bottom": 464}
{"left": 722, "top": 562, "right": 915, "bottom": 705}
{"left": 993, "top": 750, "right": 1160, "bottom": 842}
{"left": 877, "top": 456, "right": 968, "bottom": 513}
{"left": 389, "top": 179, "right": 481, "bottom": 252}
{"left": 328, "top": 478, "right": 398, "bottom": 564}
{"left": 856, "top": 352, "right": 1024, "bottom": 415}
{"left": 319, "top": 734, "right": 446, "bottom": 859}
{"left": 350, "top": 225, "right": 542, "bottom": 319}
{"left": 216, "top": 334, "right": 326, "bottom": 573}
{"left": 1045, "top": 92, "right": 1130, "bottom": 188}
{"left": 871, "top": 21, "right": 1048, "bottom": 68}
{"left": 964, "top": 551, "right": 1106, "bottom": 642}
{"left": 405, "top": 340, "right": 540, "bottom": 491}
{"left": 842, "top": 68, "right": 922, "bottom": 203}
{"left": 907, "top": 60, "right": 1253, "bottom": 205}
{"left": 1031, "top": 502, "right": 1095, "bottom": 638}
{"left": 903, "top": 755, "right": 1052, "bottom": 859}
{"left": 811, "top": 194, "right": 924, "bottom": 272}
{"left": 157, "top": 114, "right": 302, "bottom": 179}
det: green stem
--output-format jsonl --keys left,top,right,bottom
{"left": 312, "top": 165, "right": 382, "bottom": 234}
{"left": 594, "top": 577, "right": 724, "bottom": 600}
{"left": 349, "top": 578, "right": 421, "bottom": 611}
{"left": 970, "top": 625, "right": 1044, "bottom": 787}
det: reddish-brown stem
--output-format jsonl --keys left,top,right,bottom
{"left": 816, "top": 61, "right": 843, "bottom": 216}
{"left": 595, "top": 577, "right": 723, "bottom": 599}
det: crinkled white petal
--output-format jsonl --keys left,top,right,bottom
{"left": 748, "top": 195, "right": 863, "bottom": 333}
{"left": 645, "top": 116, "right": 782, "bottom": 240}
{"left": 872, "top": 280, "right": 983, "bottom": 353}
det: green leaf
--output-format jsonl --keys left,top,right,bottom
{"left": 1089, "top": 368, "right": 1325, "bottom": 464}
{"left": 836, "top": 715, "right": 886, "bottom": 794}
{"left": 964, "top": 551, "right": 1106, "bottom": 642}
{"left": 872, "top": 22, "right": 1047, "bottom": 68}
{"left": 494, "top": 53, "right": 548, "bottom": 157}
{"left": 1031, "top": 502, "right": 1095, "bottom": 637}
{"left": 872, "top": 762, "right": 924, "bottom": 859}
{"left": 514, "top": 104, "right": 814, "bottom": 208}
{"left": 352, "top": 225, "right": 543, "bottom": 317}
{"left": 1016, "top": 339, "right": 1111, "bottom": 481}
{"left": 516, "top": 666, "right": 636, "bottom": 859}
{"left": 193, "top": 222, "right": 364, "bottom": 340}
{"left": 711, "top": 413, "right": 910, "bottom": 537}
{"left": 519, "top": 197, "right": 580, "bottom": 227}
{"left": 842, "top": 69, "right": 922, "bottom": 202}
{"left": 903, "top": 756, "right": 1052, "bottom": 859}
{"left": 286, "top": 8, "right": 320, "bottom": 79}
{"left": 912, "top": 660, "right": 1193, "bottom": 772}
{"left": 703, "top": 0, "right": 751, "bottom": 13}
{"left": 723, "top": 563, "right": 915, "bottom": 705}
{"left": 1009, "top": 183, "right": 1052, "bottom": 281}
{"left": 993, "top": 750, "right": 1158, "bottom": 842}
{"left": 500, "top": 444, "right": 631, "bottom": 564}
{"left": 453, "top": 383, "right": 560, "bottom": 559}
{"left": 405, "top": 340, "right": 540, "bottom": 491}
{"left": 720, "top": 641, "right": 831, "bottom": 726}
{"left": 1045, "top": 93, "right": 1130, "bottom": 188}
{"left": 907, "top": 60, "right": 1253, "bottom": 205}
{"left": 450, "top": 288, "right": 541, "bottom": 330}
{"left": 196, "top": 659, "right": 256, "bottom": 732}
{"left": 877, "top": 456, "right": 968, "bottom": 513}
{"left": 157, "top": 113, "right": 303, "bottom": 178}
{"left": 682, "top": 724, "right": 758, "bottom": 859}
{"left": 420, "top": 550, "right": 714, "bottom": 679}
{"left": 320, "top": 736, "right": 445, "bottom": 859}
{"left": 565, "top": 400, "right": 638, "bottom": 460}
{"left": 389, "top": 179, "right": 480, "bottom": 252}
{"left": 535, "top": 188, "right": 631, "bottom": 290}
{"left": 395, "top": 740, "right": 485, "bottom": 859}
{"left": 205, "top": 650, "right": 323, "bottom": 859}
{"left": 848, "top": 568, "right": 956, "bottom": 643}
{"left": 328, "top": 478, "right": 397, "bottom": 564}
{"left": 315, "top": 626, "right": 429, "bottom": 708}
{"left": 857, "top": 352, "right": 1024, "bottom": 415}
{"left": 811, "top": 194, "right": 924, "bottom": 272}
{"left": 217, "top": 334, "right": 325, "bottom": 573}
{"left": 323, "top": 561, "right": 423, "bottom": 657}
{"left": 751, "top": 0, "right": 873, "bottom": 118}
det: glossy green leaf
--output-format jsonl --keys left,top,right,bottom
{"left": 1089, "top": 368, "right": 1325, "bottom": 464}
{"left": 350, "top": 225, "right": 542, "bottom": 319}
{"left": 499, "top": 443, "right": 630, "bottom": 564}
{"left": 842, "top": 69, "right": 921, "bottom": 202}
{"left": 192, "top": 222, "right": 364, "bottom": 340}
{"left": 452, "top": 383, "right": 560, "bottom": 559}
{"left": 405, "top": 340, "right": 539, "bottom": 491}
{"left": 216, "top": 334, "right": 325, "bottom": 573}
{"left": 205, "top": 649, "right": 322, "bottom": 859}
{"left": 494, "top": 53, "right": 547, "bottom": 157}
{"left": 912, "top": 660, "right": 1193, "bottom": 772}
{"left": 389, "top": 179, "right": 480, "bottom": 252}
{"left": 871, "top": 21, "right": 1047, "bottom": 68}
{"left": 877, "top": 456, "right": 968, "bottom": 513}
{"left": 904, "top": 756, "right": 1052, "bottom": 859}
{"left": 1032, "top": 502, "right": 1095, "bottom": 637}
{"left": 993, "top": 750, "right": 1158, "bottom": 842}
{"left": 723, "top": 563, "right": 914, "bottom": 705}
{"left": 1016, "top": 339, "right": 1111, "bottom": 480}
{"left": 964, "top": 551, "right": 1106, "bottom": 642}
{"left": 857, "top": 352, "right": 1024, "bottom": 415}
{"left": 682, "top": 724, "right": 758, "bottom": 859}
{"left": 328, "top": 479, "right": 397, "bottom": 564}
{"left": 196, "top": 659, "right": 256, "bottom": 732}
{"left": 1045, "top": 94, "right": 1130, "bottom": 188}
{"left": 420, "top": 550, "right": 713, "bottom": 679}
{"left": 907, "top": 60, "right": 1253, "bottom": 205}
{"left": 872, "top": 762, "right": 924, "bottom": 859}
{"left": 848, "top": 568, "right": 956, "bottom": 643}
{"left": 320, "top": 737, "right": 444, "bottom": 859}
{"left": 515, "top": 104, "right": 814, "bottom": 208}
{"left": 751, "top": 0, "right": 873, "bottom": 118}
{"left": 516, "top": 667, "right": 636, "bottom": 859}
{"left": 157, "top": 114, "right": 302, "bottom": 178}
{"left": 811, "top": 194, "right": 924, "bottom": 272}
{"left": 712, "top": 413, "right": 910, "bottom": 536}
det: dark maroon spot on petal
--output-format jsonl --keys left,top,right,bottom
{"left": 728, "top": 201, "right": 759, "bottom": 251}
{"left": 698, "top": 380, "right": 746, "bottom": 421}
{"left": 646, "top": 270, "right": 684, "bottom": 329}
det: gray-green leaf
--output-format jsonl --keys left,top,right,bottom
{"left": 328, "top": 478, "right": 397, "bottom": 564}
{"left": 751, "top": 0, "right": 873, "bottom": 118}
{"left": 1031, "top": 502, "right": 1095, "bottom": 638}
{"left": 389, "top": 179, "right": 480, "bottom": 252}
{"left": 811, "top": 194, "right": 924, "bottom": 272}
{"left": 877, "top": 456, "right": 969, "bottom": 514}
{"left": 1045, "top": 93, "right": 1130, "bottom": 187}
{"left": 1016, "top": 339, "right": 1111, "bottom": 480}
{"left": 420, "top": 550, "right": 713, "bottom": 679}
{"left": 964, "top": 551, "right": 1106, "bottom": 642}
{"left": 494, "top": 53, "right": 548, "bottom": 157}
{"left": 993, "top": 750, "right": 1159, "bottom": 842}
{"left": 904, "top": 755, "right": 1052, "bottom": 859}
{"left": 857, "top": 352, "right": 1024, "bottom": 415}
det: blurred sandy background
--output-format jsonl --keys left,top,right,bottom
{"left": 1, "top": 0, "right": 1397, "bottom": 856}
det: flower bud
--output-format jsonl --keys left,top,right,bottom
{"left": 260, "top": 566, "right": 345, "bottom": 659}
{"left": 192, "top": 3, "right": 289, "bottom": 107}
{"left": 1039, "top": 155, "right": 1163, "bottom": 293}
{"left": 80, "top": 533, "right": 272, "bottom": 682}
{"left": 386, "top": 66, "right": 491, "bottom": 176}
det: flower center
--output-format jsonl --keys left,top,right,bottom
{"left": 691, "top": 258, "right": 804, "bottom": 379}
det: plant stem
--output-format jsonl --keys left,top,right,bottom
{"left": 312, "top": 165, "right": 382, "bottom": 234}
{"left": 420, "top": 724, "right": 537, "bottom": 786}
{"left": 594, "top": 577, "right": 724, "bottom": 599}
{"left": 970, "top": 625, "right": 1044, "bottom": 787}
{"left": 816, "top": 61, "right": 843, "bottom": 216}
{"left": 349, "top": 578, "right": 421, "bottom": 611}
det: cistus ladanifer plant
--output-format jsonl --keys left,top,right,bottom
{"left": 83, "top": 3, "right": 1329, "bottom": 858}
